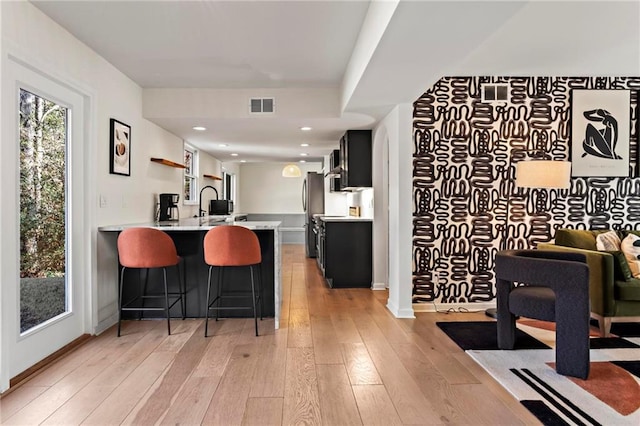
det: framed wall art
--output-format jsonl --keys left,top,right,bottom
{"left": 109, "top": 118, "right": 131, "bottom": 176}
{"left": 571, "top": 89, "right": 630, "bottom": 177}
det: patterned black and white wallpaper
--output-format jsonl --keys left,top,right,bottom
{"left": 412, "top": 76, "right": 640, "bottom": 304}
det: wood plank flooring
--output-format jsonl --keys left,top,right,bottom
{"left": 0, "top": 245, "right": 540, "bottom": 425}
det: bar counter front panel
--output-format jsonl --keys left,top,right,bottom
{"left": 98, "top": 218, "right": 282, "bottom": 328}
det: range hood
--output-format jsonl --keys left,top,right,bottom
{"left": 324, "top": 166, "right": 341, "bottom": 178}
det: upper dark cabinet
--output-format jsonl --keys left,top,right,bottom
{"left": 339, "top": 130, "right": 372, "bottom": 190}
{"left": 329, "top": 149, "right": 341, "bottom": 192}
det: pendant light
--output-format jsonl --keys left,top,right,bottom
{"left": 282, "top": 164, "right": 302, "bottom": 177}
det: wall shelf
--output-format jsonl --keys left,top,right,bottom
{"left": 150, "top": 157, "right": 186, "bottom": 169}
{"left": 203, "top": 174, "right": 223, "bottom": 181}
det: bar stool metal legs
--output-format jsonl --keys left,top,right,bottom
{"left": 117, "top": 264, "right": 184, "bottom": 337}
{"left": 203, "top": 225, "right": 263, "bottom": 338}
{"left": 204, "top": 264, "right": 262, "bottom": 337}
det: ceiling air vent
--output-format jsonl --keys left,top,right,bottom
{"left": 481, "top": 83, "right": 509, "bottom": 103}
{"left": 250, "top": 97, "right": 275, "bottom": 114}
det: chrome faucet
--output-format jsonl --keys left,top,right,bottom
{"left": 199, "top": 185, "right": 219, "bottom": 217}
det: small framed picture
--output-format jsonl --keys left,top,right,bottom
{"left": 571, "top": 89, "right": 630, "bottom": 177}
{"left": 109, "top": 118, "right": 131, "bottom": 176}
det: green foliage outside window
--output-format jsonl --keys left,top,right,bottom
{"left": 19, "top": 90, "right": 66, "bottom": 278}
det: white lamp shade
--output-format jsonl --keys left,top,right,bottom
{"left": 515, "top": 160, "right": 571, "bottom": 189}
{"left": 282, "top": 164, "right": 302, "bottom": 178}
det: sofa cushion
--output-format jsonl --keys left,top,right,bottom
{"left": 555, "top": 229, "right": 598, "bottom": 250}
{"left": 604, "top": 251, "right": 634, "bottom": 281}
{"left": 615, "top": 279, "right": 640, "bottom": 301}
{"left": 621, "top": 233, "right": 640, "bottom": 278}
{"left": 621, "top": 230, "right": 640, "bottom": 238}
{"left": 596, "top": 230, "right": 622, "bottom": 251}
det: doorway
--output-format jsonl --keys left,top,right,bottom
{"left": 1, "top": 57, "right": 91, "bottom": 391}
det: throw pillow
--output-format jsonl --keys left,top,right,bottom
{"left": 604, "top": 250, "right": 634, "bottom": 281}
{"left": 620, "top": 234, "right": 640, "bottom": 278}
{"left": 596, "top": 230, "right": 622, "bottom": 251}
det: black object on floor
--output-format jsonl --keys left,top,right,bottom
{"left": 589, "top": 319, "right": 640, "bottom": 337}
{"left": 590, "top": 337, "right": 640, "bottom": 349}
{"left": 436, "top": 321, "right": 551, "bottom": 351}
{"left": 520, "top": 400, "right": 568, "bottom": 426}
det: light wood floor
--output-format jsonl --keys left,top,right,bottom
{"left": 1, "top": 245, "right": 540, "bottom": 425}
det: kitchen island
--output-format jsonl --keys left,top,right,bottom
{"left": 98, "top": 217, "right": 282, "bottom": 329}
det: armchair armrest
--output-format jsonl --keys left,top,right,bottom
{"left": 537, "top": 242, "right": 615, "bottom": 316}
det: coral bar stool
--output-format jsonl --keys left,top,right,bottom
{"left": 204, "top": 225, "right": 262, "bottom": 337}
{"left": 117, "top": 227, "right": 185, "bottom": 336}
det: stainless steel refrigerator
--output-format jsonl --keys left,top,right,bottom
{"left": 302, "top": 171, "right": 324, "bottom": 257}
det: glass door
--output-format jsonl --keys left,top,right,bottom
{"left": 19, "top": 88, "right": 69, "bottom": 334}
{"left": 1, "top": 58, "right": 89, "bottom": 391}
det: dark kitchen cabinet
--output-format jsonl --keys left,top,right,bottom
{"left": 340, "top": 130, "right": 372, "bottom": 190}
{"left": 329, "top": 149, "right": 341, "bottom": 192}
{"left": 322, "top": 219, "right": 372, "bottom": 288}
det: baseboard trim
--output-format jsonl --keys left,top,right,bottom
{"left": 94, "top": 313, "right": 118, "bottom": 335}
{"left": 4, "top": 333, "right": 93, "bottom": 397}
{"left": 386, "top": 300, "right": 415, "bottom": 318}
{"left": 371, "top": 282, "right": 386, "bottom": 291}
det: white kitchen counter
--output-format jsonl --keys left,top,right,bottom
{"left": 98, "top": 217, "right": 282, "bottom": 329}
{"left": 98, "top": 216, "right": 280, "bottom": 232}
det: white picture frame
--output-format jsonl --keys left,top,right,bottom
{"left": 571, "top": 89, "right": 630, "bottom": 177}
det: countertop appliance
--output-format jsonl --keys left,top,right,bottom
{"left": 209, "top": 199, "right": 233, "bottom": 215}
{"left": 159, "top": 193, "right": 179, "bottom": 221}
{"left": 303, "top": 172, "right": 324, "bottom": 258}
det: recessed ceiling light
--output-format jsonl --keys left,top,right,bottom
{"left": 300, "top": 126, "right": 312, "bottom": 131}
{"left": 219, "top": 143, "right": 228, "bottom": 147}
{"left": 300, "top": 143, "right": 309, "bottom": 147}
{"left": 300, "top": 160, "right": 306, "bottom": 163}
{"left": 240, "top": 160, "right": 247, "bottom": 163}
{"left": 300, "top": 153, "right": 308, "bottom": 156}
{"left": 192, "top": 126, "right": 206, "bottom": 131}
{"left": 231, "top": 153, "right": 239, "bottom": 157}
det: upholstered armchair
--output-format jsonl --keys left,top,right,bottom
{"left": 496, "top": 250, "right": 590, "bottom": 379}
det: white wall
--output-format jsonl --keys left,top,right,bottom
{"left": 372, "top": 125, "right": 389, "bottom": 289}
{"left": 0, "top": 0, "right": 5, "bottom": 393}
{"left": 0, "top": 2, "right": 197, "bottom": 344}
{"left": 323, "top": 153, "right": 349, "bottom": 216}
{"left": 345, "top": 189, "right": 374, "bottom": 219}
{"left": 381, "top": 103, "right": 414, "bottom": 318}
{"left": 239, "top": 162, "right": 322, "bottom": 213}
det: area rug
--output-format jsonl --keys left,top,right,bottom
{"left": 437, "top": 321, "right": 640, "bottom": 425}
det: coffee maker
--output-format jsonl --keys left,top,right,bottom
{"left": 158, "top": 193, "right": 180, "bottom": 221}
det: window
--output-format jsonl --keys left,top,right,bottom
{"left": 184, "top": 144, "right": 198, "bottom": 204}
{"left": 223, "top": 171, "right": 236, "bottom": 203}
{"left": 19, "top": 89, "right": 68, "bottom": 333}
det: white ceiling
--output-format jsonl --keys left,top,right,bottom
{"left": 31, "top": 0, "right": 640, "bottom": 163}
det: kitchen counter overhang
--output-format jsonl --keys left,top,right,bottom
{"left": 98, "top": 218, "right": 282, "bottom": 329}
{"left": 98, "top": 216, "right": 280, "bottom": 231}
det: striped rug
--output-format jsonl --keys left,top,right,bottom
{"left": 464, "top": 321, "right": 640, "bottom": 425}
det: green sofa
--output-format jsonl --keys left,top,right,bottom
{"left": 538, "top": 229, "right": 640, "bottom": 336}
